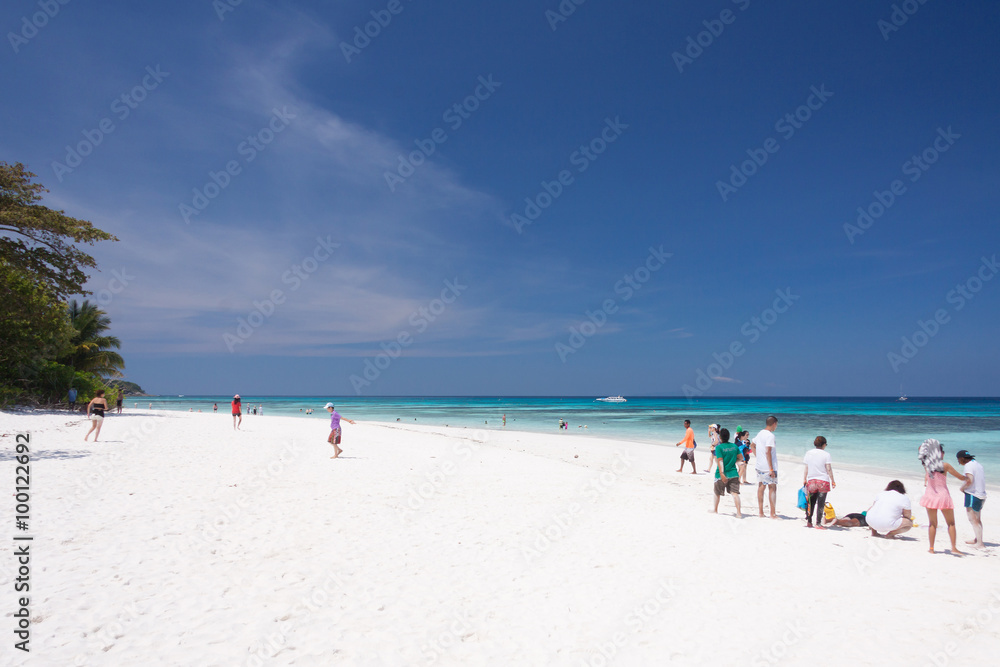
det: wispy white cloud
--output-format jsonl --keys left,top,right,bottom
{"left": 663, "top": 327, "right": 693, "bottom": 339}
{"left": 60, "top": 13, "right": 518, "bottom": 357}
{"left": 51, "top": 10, "right": 684, "bottom": 362}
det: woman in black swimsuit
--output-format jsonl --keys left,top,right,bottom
{"left": 85, "top": 390, "right": 108, "bottom": 441}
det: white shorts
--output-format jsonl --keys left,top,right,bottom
{"left": 756, "top": 470, "right": 777, "bottom": 485}
{"left": 867, "top": 516, "right": 902, "bottom": 535}
{"left": 90, "top": 414, "right": 104, "bottom": 422}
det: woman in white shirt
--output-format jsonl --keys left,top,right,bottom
{"left": 866, "top": 480, "right": 914, "bottom": 538}
{"left": 802, "top": 436, "right": 836, "bottom": 528}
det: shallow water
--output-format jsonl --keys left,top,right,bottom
{"left": 138, "top": 396, "right": 999, "bottom": 476}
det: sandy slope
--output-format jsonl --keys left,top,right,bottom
{"left": 2, "top": 409, "right": 999, "bottom": 666}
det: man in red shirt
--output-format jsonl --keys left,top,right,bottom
{"left": 675, "top": 419, "right": 697, "bottom": 474}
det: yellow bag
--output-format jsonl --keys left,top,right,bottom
{"left": 823, "top": 503, "right": 836, "bottom": 521}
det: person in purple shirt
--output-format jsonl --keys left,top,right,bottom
{"left": 325, "top": 402, "right": 356, "bottom": 458}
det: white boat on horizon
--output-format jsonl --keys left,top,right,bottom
{"left": 596, "top": 396, "right": 627, "bottom": 403}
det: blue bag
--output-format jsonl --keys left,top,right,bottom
{"left": 797, "top": 486, "right": 809, "bottom": 511}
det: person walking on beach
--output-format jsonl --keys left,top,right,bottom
{"left": 116, "top": 394, "right": 123, "bottom": 414}
{"left": 802, "top": 436, "right": 836, "bottom": 529}
{"left": 67, "top": 387, "right": 78, "bottom": 411}
{"left": 866, "top": 480, "right": 914, "bottom": 539}
{"left": 712, "top": 428, "right": 742, "bottom": 517}
{"left": 84, "top": 390, "right": 108, "bottom": 441}
{"left": 956, "top": 450, "right": 986, "bottom": 549}
{"left": 325, "top": 403, "right": 356, "bottom": 458}
{"left": 918, "top": 438, "right": 963, "bottom": 555}
{"left": 231, "top": 395, "right": 242, "bottom": 430}
{"left": 752, "top": 416, "right": 779, "bottom": 518}
{"left": 704, "top": 424, "right": 721, "bottom": 474}
{"left": 735, "top": 429, "right": 751, "bottom": 485}
{"left": 675, "top": 419, "right": 697, "bottom": 474}
{"left": 213, "top": 403, "right": 218, "bottom": 413}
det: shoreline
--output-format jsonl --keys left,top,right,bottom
{"left": 358, "top": 417, "right": 1000, "bottom": 497}
{"left": 16, "top": 403, "right": 990, "bottom": 491}
{"left": 9, "top": 406, "right": 997, "bottom": 511}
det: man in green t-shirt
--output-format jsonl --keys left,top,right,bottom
{"left": 713, "top": 427, "right": 742, "bottom": 517}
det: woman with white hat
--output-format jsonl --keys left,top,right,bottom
{"left": 704, "top": 424, "right": 721, "bottom": 474}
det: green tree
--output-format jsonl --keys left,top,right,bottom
{"left": 0, "top": 161, "right": 117, "bottom": 301}
{"left": 0, "top": 263, "right": 74, "bottom": 392}
{"left": 61, "top": 300, "right": 125, "bottom": 380}
{"left": 0, "top": 162, "right": 118, "bottom": 404}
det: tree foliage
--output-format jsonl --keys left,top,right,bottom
{"left": 0, "top": 263, "right": 74, "bottom": 386}
{"left": 109, "top": 379, "right": 146, "bottom": 395}
{"left": 0, "top": 162, "right": 122, "bottom": 406}
{"left": 61, "top": 299, "right": 126, "bottom": 379}
{"left": 0, "top": 161, "right": 117, "bottom": 301}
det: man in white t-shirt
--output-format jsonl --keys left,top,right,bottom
{"left": 957, "top": 450, "right": 986, "bottom": 549}
{"left": 752, "top": 415, "right": 779, "bottom": 518}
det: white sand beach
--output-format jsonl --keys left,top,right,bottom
{"left": 3, "top": 410, "right": 1000, "bottom": 666}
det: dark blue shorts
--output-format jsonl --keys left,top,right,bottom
{"left": 964, "top": 493, "right": 985, "bottom": 512}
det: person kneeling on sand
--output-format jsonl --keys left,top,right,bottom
{"left": 865, "top": 480, "right": 914, "bottom": 539}
{"left": 325, "top": 402, "right": 356, "bottom": 459}
{"left": 712, "top": 428, "right": 742, "bottom": 517}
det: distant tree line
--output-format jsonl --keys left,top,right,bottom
{"left": 109, "top": 380, "right": 147, "bottom": 396}
{"left": 1, "top": 162, "right": 134, "bottom": 407}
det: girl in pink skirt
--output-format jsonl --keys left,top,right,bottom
{"left": 918, "top": 438, "right": 965, "bottom": 555}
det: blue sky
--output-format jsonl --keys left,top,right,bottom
{"left": 3, "top": 0, "right": 998, "bottom": 396}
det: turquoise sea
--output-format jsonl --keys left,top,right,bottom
{"left": 135, "top": 396, "right": 999, "bottom": 477}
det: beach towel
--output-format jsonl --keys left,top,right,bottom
{"left": 918, "top": 438, "right": 944, "bottom": 474}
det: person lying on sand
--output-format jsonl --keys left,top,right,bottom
{"left": 834, "top": 512, "right": 870, "bottom": 528}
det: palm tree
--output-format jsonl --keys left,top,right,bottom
{"left": 62, "top": 299, "right": 125, "bottom": 379}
